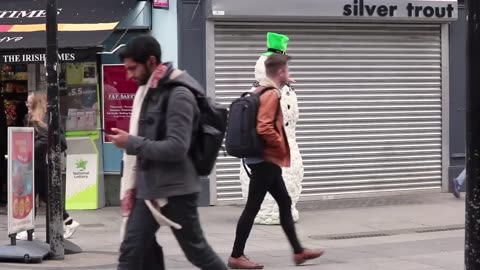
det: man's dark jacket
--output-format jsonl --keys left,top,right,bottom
{"left": 126, "top": 63, "right": 202, "bottom": 199}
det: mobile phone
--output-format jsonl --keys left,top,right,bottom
{"left": 98, "top": 128, "right": 114, "bottom": 135}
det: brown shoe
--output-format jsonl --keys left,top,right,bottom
{"left": 294, "top": 248, "right": 324, "bottom": 265}
{"left": 228, "top": 256, "right": 264, "bottom": 269}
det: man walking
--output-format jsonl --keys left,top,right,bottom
{"left": 108, "top": 35, "right": 227, "bottom": 270}
{"left": 227, "top": 54, "right": 324, "bottom": 269}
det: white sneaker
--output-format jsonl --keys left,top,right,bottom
{"left": 16, "top": 231, "right": 35, "bottom": 240}
{"left": 63, "top": 220, "right": 80, "bottom": 239}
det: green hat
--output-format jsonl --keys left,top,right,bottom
{"left": 263, "top": 32, "right": 289, "bottom": 56}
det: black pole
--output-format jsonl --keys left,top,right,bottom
{"left": 46, "top": 0, "right": 64, "bottom": 260}
{"left": 466, "top": 0, "right": 480, "bottom": 269}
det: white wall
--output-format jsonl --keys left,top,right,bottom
{"left": 151, "top": 0, "right": 178, "bottom": 67}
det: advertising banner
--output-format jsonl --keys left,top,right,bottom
{"left": 66, "top": 153, "right": 98, "bottom": 210}
{"left": 60, "top": 62, "right": 99, "bottom": 132}
{"left": 102, "top": 64, "right": 137, "bottom": 142}
{"left": 7, "top": 127, "right": 35, "bottom": 235}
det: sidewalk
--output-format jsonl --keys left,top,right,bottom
{"left": 0, "top": 192, "right": 465, "bottom": 270}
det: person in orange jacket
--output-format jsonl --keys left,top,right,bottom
{"left": 228, "top": 54, "right": 324, "bottom": 269}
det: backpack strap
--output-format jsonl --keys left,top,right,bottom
{"left": 242, "top": 158, "right": 252, "bottom": 178}
{"left": 256, "top": 86, "right": 277, "bottom": 96}
{"left": 159, "top": 81, "right": 202, "bottom": 147}
{"left": 160, "top": 81, "right": 202, "bottom": 114}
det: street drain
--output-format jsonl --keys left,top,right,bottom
{"left": 322, "top": 232, "right": 390, "bottom": 240}
{"left": 414, "top": 225, "right": 465, "bottom": 234}
{"left": 310, "top": 224, "right": 464, "bottom": 240}
{"left": 81, "top": 223, "right": 105, "bottom": 228}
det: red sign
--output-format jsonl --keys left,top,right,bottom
{"left": 8, "top": 127, "right": 35, "bottom": 235}
{"left": 153, "top": 0, "right": 169, "bottom": 9}
{"left": 102, "top": 65, "right": 138, "bottom": 142}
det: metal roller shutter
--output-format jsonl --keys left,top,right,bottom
{"left": 214, "top": 22, "right": 442, "bottom": 203}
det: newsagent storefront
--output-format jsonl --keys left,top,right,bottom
{"left": 0, "top": 0, "right": 137, "bottom": 208}
{"left": 207, "top": 0, "right": 457, "bottom": 203}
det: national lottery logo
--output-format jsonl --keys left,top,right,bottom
{"left": 75, "top": 159, "right": 88, "bottom": 171}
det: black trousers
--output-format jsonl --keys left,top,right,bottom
{"left": 231, "top": 161, "right": 304, "bottom": 258}
{"left": 118, "top": 193, "right": 227, "bottom": 270}
{"left": 35, "top": 169, "right": 70, "bottom": 221}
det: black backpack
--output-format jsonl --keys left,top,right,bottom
{"left": 163, "top": 82, "right": 228, "bottom": 176}
{"left": 225, "top": 87, "right": 279, "bottom": 158}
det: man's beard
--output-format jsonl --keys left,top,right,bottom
{"left": 139, "top": 70, "right": 152, "bottom": 85}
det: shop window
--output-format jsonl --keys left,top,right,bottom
{"left": 1, "top": 62, "right": 100, "bottom": 132}
{"left": 59, "top": 62, "right": 99, "bottom": 132}
{"left": 1, "top": 64, "right": 30, "bottom": 127}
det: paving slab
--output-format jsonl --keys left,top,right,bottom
{"left": 0, "top": 192, "right": 466, "bottom": 269}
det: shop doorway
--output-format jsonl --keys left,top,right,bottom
{"left": 0, "top": 64, "right": 31, "bottom": 203}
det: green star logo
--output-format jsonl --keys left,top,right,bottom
{"left": 75, "top": 159, "right": 88, "bottom": 171}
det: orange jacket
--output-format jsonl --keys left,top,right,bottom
{"left": 255, "top": 82, "right": 291, "bottom": 167}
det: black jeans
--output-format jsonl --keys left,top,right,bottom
{"left": 231, "top": 161, "right": 303, "bottom": 258}
{"left": 118, "top": 193, "right": 227, "bottom": 270}
{"left": 35, "top": 169, "right": 70, "bottom": 222}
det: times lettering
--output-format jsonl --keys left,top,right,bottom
{"left": 0, "top": 9, "right": 62, "bottom": 19}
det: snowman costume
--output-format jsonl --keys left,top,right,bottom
{"left": 239, "top": 33, "right": 304, "bottom": 225}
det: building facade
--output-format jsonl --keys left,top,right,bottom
{"left": 2, "top": 1, "right": 462, "bottom": 207}
{"left": 448, "top": 0, "right": 466, "bottom": 190}
{"left": 0, "top": 0, "right": 152, "bottom": 208}
{"left": 175, "top": 0, "right": 462, "bottom": 205}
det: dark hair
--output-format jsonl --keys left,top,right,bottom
{"left": 265, "top": 54, "right": 291, "bottom": 77}
{"left": 118, "top": 35, "right": 162, "bottom": 64}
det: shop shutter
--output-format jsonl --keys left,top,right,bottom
{"left": 213, "top": 22, "right": 442, "bottom": 203}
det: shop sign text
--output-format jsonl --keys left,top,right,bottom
{"left": 102, "top": 65, "right": 138, "bottom": 143}
{"left": 343, "top": 0, "right": 455, "bottom": 18}
{"left": 210, "top": 0, "right": 457, "bottom": 22}
{"left": 0, "top": 9, "right": 62, "bottom": 19}
{"left": 153, "top": 0, "right": 169, "bottom": 9}
{"left": 0, "top": 37, "right": 22, "bottom": 43}
{"left": 2, "top": 53, "right": 76, "bottom": 63}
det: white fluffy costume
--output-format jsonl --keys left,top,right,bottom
{"left": 239, "top": 34, "right": 304, "bottom": 225}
